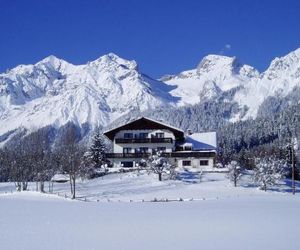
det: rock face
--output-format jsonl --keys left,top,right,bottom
{"left": 0, "top": 49, "right": 300, "bottom": 139}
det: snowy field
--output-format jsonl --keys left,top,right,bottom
{"left": 1, "top": 171, "right": 300, "bottom": 250}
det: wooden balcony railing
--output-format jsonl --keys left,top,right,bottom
{"left": 106, "top": 153, "right": 150, "bottom": 158}
{"left": 164, "top": 152, "right": 216, "bottom": 158}
{"left": 115, "top": 138, "right": 173, "bottom": 144}
{"left": 106, "top": 151, "right": 216, "bottom": 159}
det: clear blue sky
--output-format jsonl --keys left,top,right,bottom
{"left": 1, "top": 0, "right": 300, "bottom": 77}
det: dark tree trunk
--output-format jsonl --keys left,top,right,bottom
{"left": 40, "top": 181, "right": 45, "bottom": 193}
{"left": 158, "top": 173, "right": 162, "bottom": 181}
{"left": 22, "top": 182, "right": 28, "bottom": 191}
{"left": 15, "top": 182, "right": 21, "bottom": 191}
{"left": 72, "top": 177, "right": 76, "bottom": 199}
{"left": 69, "top": 175, "right": 73, "bottom": 196}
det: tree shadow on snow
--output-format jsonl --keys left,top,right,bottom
{"left": 240, "top": 183, "right": 257, "bottom": 189}
{"left": 270, "top": 179, "right": 300, "bottom": 194}
{"left": 176, "top": 170, "right": 222, "bottom": 184}
{"left": 176, "top": 171, "right": 199, "bottom": 184}
{"left": 241, "top": 179, "right": 300, "bottom": 194}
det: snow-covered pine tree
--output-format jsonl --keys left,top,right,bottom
{"left": 226, "top": 161, "right": 242, "bottom": 187}
{"left": 253, "top": 157, "right": 287, "bottom": 191}
{"left": 86, "top": 130, "right": 108, "bottom": 172}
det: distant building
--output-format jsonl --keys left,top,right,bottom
{"left": 104, "top": 117, "right": 217, "bottom": 168}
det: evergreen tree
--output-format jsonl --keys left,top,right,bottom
{"left": 86, "top": 130, "right": 108, "bottom": 169}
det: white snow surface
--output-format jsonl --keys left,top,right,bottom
{"left": 0, "top": 171, "right": 300, "bottom": 250}
{"left": 1, "top": 49, "right": 300, "bottom": 135}
{"left": 163, "top": 49, "right": 300, "bottom": 119}
{"left": 185, "top": 132, "right": 217, "bottom": 150}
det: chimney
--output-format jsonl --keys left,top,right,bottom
{"left": 187, "top": 129, "right": 193, "bottom": 135}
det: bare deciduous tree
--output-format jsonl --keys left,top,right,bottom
{"left": 5, "top": 143, "right": 34, "bottom": 191}
{"left": 58, "top": 126, "right": 87, "bottom": 199}
{"left": 23, "top": 129, "right": 52, "bottom": 192}
{"left": 145, "top": 152, "right": 174, "bottom": 181}
{"left": 226, "top": 161, "right": 243, "bottom": 187}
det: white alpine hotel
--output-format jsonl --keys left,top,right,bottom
{"left": 104, "top": 117, "right": 217, "bottom": 168}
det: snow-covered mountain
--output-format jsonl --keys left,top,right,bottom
{"left": 0, "top": 49, "right": 300, "bottom": 139}
{"left": 162, "top": 49, "right": 300, "bottom": 120}
{"left": 162, "top": 55, "right": 259, "bottom": 103}
{"left": 0, "top": 53, "right": 177, "bottom": 135}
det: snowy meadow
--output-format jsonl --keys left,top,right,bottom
{"left": 1, "top": 171, "right": 300, "bottom": 250}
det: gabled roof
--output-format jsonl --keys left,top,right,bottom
{"left": 104, "top": 117, "right": 185, "bottom": 141}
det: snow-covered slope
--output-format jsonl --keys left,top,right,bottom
{"left": 234, "top": 48, "right": 300, "bottom": 118}
{"left": 161, "top": 55, "right": 260, "bottom": 107}
{"left": 163, "top": 49, "right": 300, "bottom": 119}
{"left": 0, "top": 53, "right": 176, "bottom": 135}
{"left": 0, "top": 49, "right": 300, "bottom": 137}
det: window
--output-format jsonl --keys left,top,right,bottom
{"left": 184, "top": 146, "right": 192, "bottom": 151}
{"left": 139, "top": 133, "right": 148, "bottom": 138}
{"left": 121, "top": 161, "right": 133, "bottom": 168}
{"left": 200, "top": 160, "right": 209, "bottom": 166}
{"left": 123, "top": 148, "right": 132, "bottom": 154}
{"left": 157, "top": 147, "right": 166, "bottom": 152}
{"left": 155, "top": 132, "right": 164, "bottom": 138}
{"left": 139, "top": 147, "right": 148, "bottom": 153}
{"left": 182, "top": 160, "right": 191, "bottom": 166}
{"left": 124, "top": 133, "right": 133, "bottom": 139}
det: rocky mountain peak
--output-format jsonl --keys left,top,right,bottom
{"left": 196, "top": 54, "right": 241, "bottom": 75}
{"left": 89, "top": 53, "right": 138, "bottom": 71}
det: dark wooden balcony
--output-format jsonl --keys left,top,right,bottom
{"left": 106, "top": 151, "right": 216, "bottom": 159}
{"left": 115, "top": 137, "right": 173, "bottom": 144}
{"left": 106, "top": 153, "right": 150, "bottom": 158}
{"left": 163, "top": 151, "right": 216, "bottom": 158}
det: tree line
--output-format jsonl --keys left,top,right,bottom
{"left": 0, "top": 125, "right": 109, "bottom": 199}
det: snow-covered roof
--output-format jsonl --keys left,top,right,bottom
{"left": 184, "top": 132, "right": 217, "bottom": 150}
